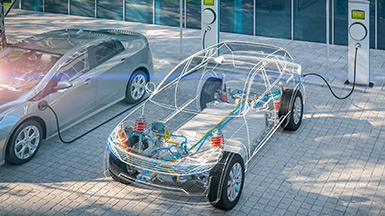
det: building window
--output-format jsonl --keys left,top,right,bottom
{"left": 256, "top": 0, "right": 291, "bottom": 39}
{"left": 126, "top": 0, "right": 153, "bottom": 24}
{"left": 22, "top": 0, "right": 43, "bottom": 11}
{"left": 98, "top": 0, "right": 123, "bottom": 20}
{"left": 379, "top": 0, "right": 385, "bottom": 49}
{"left": 155, "top": 0, "right": 180, "bottom": 27}
{"left": 45, "top": 0, "right": 67, "bottom": 14}
{"left": 221, "top": 0, "right": 253, "bottom": 35}
{"left": 71, "top": 0, "right": 95, "bottom": 17}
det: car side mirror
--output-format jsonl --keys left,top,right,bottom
{"left": 145, "top": 82, "right": 156, "bottom": 94}
{"left": 54, "top": 80, "right": 73, "bottom": 91}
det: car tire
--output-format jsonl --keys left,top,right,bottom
{"left": 6, "top": 120, "right": 43, "bottom": 165}
{"left": 200, "top": 78, "right": 221, "bottom": 110}
{"left": 108, "top": 153, "right": 138, "bottom": 185}
{"left": 125, "top": 70, "right": 148, "bottom": 104}
{"left": 279, "top": 89, "right": 303, "bottom": 131}
{"left": 208, "top": 152, "right": 245, "bottom": 210}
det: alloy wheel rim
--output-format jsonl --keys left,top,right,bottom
{"left": 131, "top": 74, "right": 146, "bottom": 100}
{"left": 14, "top": 125, "right": 40, "bottom": 160}
{"left": 293, "top": 96, "right": 302, "bottom": 124}
{"left": 227, "top": 162, "right": 242, "bottom": 202}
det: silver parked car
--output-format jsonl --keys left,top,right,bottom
{"left": 0, "top": 29, "right": 153, "bottom": 165}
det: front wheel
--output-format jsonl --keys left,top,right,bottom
{"left": 279, "top": 89, "right": 303, "bottom": 131}
{"left": 208, "top": 152, "right": 245, "bottom": 210}
{"left": 6, "top": 120, "right": 43, "bottom": 165}
{"left": 125, "top": 70, "right": 148, "bottom": 104}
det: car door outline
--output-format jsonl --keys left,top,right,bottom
{"left": 88, "top": 40, "right": 128, "bottom": 108}
{"left": 47, "top": 48, "right": 97, "bottom": 130}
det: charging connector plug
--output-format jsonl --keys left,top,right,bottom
{"left": 38, "top": 101, "right": 48, "bottom": 111}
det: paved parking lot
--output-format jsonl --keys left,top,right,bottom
{"left": 1, "top": 10, "right": 385, "bottom": 215}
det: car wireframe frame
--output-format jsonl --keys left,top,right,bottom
{"left": 107, "top": 41, "right": 304, "bottom": 210}
{"left": 0, "top": 29, "right": 153, "bottom": 165}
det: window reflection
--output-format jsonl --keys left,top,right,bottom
{"left": 98, "top": 0, "right": 123, "bottom": 20}
{"left": 256, "top": 0, "right": 291, "bottom": 39}
{"left": 126, "top": 0, "right": 153, "bottom": 24}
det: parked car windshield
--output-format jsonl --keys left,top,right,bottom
{"left": 0, "top": 47, "right": 62, "bottom": 92}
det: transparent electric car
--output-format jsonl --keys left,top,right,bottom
{"left": 107, "top": 41, "right": 304, "bottom": 210}
{"left": 0, "top": 29, "right": 153, "bottom": 165}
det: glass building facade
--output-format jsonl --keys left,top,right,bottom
{"left": 21, "top": 0, "right": 384, "bottom": 50}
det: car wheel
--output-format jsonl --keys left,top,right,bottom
{"left": 108, "top": 153, "right": 138, "bottom": 185}
{"left": 279, "top": 89, "right": 303, "bottom": 131}
{"left": 125, "top": 70, "right": 148, "bottom": 104}
{"left": 208, "top": 152, "right": 245, "bottom": 210}
{"left": 200, "top": 78, "right": 222, "bottom": 110}
{"left": 6, "top": 120, "right": 43, "bottom": 165}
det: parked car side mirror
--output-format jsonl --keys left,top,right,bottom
{"left": 54, "top": 80, "right": 73, "bottom": 91}
{"left": 145, "top": 82, "right": 156, "bottom": 94}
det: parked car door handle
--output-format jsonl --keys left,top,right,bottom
{"left": 84, "top": 78, "right": 92, "bottom": 85}
{"left": 120, "top": 58, "right": 126, "bottom": 64}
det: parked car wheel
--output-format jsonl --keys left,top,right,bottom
{"left": 279, "top": 89, "right": 303, "bottom": 131}
{"left": 6, "top": 120, "right": 43, "bottom": 165}
{"left": 108, "top": 153, "right": 138, "bottom": 185}
{"left": 208, "top": 152, "right": 245, "bottom": 210}
{"left": 200, "top": 78, "right": 222, "bottom": 110}
{"left": 125, "top": 70, "right": 148, "bottom": 104}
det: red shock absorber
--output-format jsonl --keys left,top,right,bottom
{"left": 211, "top": 130, "right": 224, "bottom": 148}
{"left": 220, "top": 93, "right": 228, "bottom": 103}
{"left": 134, "top": 116, "right": 147, "bottom": 134}
{"left": 274, "top": 101, "right": 280, "bottom": 111}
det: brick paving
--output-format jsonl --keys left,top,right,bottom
{"left": 0, "top": 10, "right": 385, "bottom": 215}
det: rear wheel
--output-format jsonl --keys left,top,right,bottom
{"left": 208, "top": 152, "right": 245, "bottom": 210}
{"left": 125, "top": 70, "right": 148, "bottom": 104}
{"left": 6, "top": 120, "right": 43, "bottom": 165}
{"left": 200, "top": 78, "right": 221, "bottom": 110}
{"left": 279, "top": 89, "right": 303, "bottom": 131}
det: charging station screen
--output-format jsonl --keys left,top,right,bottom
{"left": 204, "top": 0, "right": 214, "bottom": 5}
{"left": 352, "top": 10, "right": 365, "bottom": 20}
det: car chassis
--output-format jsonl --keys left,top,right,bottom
{"left": 107, "top": 41, "right": 304, "bottom": 210}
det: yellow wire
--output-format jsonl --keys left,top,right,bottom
{"left": 191, "top": 99, "right": 245, "bottom": 150}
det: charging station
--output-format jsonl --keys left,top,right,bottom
{"left": 201, "top": 0, "right": 219, "bottom": 49}
{"left": 347, "top": 0, "right": 372, "bottom": 87}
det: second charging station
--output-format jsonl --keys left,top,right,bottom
{"left": 201, "top": 0, "right": 219, "bottom": 49}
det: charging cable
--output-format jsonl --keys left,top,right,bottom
{"left": 39, "top": 98, "right": 148, "bottom": 144}
{"left": 202, "top": 26, "right": 211, "bottom": 49}
{"left": 302, "top": 44, "right": 360, "bottom": 100}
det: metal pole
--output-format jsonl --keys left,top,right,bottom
{"left": 123, "top": 0, "right": 125, "bottom": 21}
{"left": 95, "top": 0, "right": 97, "bottom": 18}
{"left": 43, "top": 0, "right": 45, "bottom": 12}
{"left": 179, "top": 0, "right": 183, "bottom": 59}
{"left": 326, "top": 0, "right": 329, "bottom": 73}
{"left": 253, "top": 0, "right": 256, "bottom": 36}
{"left": 0, "top": 1, "right": 6, "bottom": 50}
{"left": 20, "top": 0, "right": 22, "bottom": 9}
{"left": 291, "top": 0, "right": 294, "bottom": 40}
{"left": 184, "top": 0, "right": 186, "bottom": 28}
{"left": 68, "top": 0, "right": 70, "bottom": 15}
{"left": 331, "top": 0, "right": 334, "bottom": 44}
{"left": 375, "top": 0, "right": 378, "bottom": 49}
{"left": 152, "top": 0, "right": 155, "bottom": 24}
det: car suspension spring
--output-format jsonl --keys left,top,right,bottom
{"left": 211, "top": 130, "right": 224, "bottom": 148}
{"left": 134, "top": 116, "right": 148, "bottom": 134}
